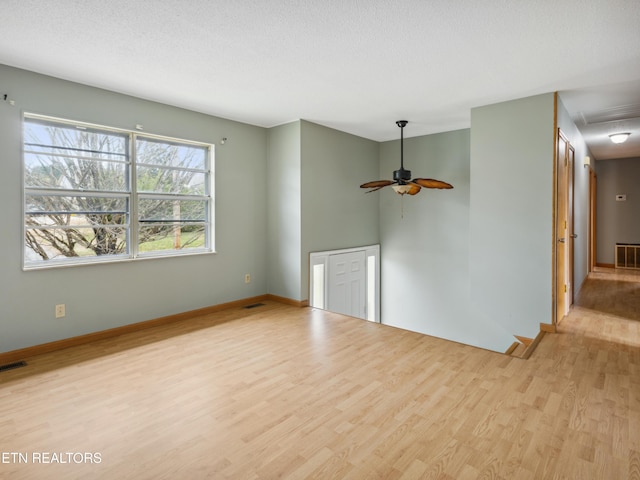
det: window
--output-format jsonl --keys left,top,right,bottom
{"left": 23, "top": 114, "right": 213, "bottom": 268}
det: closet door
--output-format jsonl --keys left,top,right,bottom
{"left": 327, "top": 250, "right": 366, "bottom": 319}
{"left": 556, "top": 129, "right": 574, "bottom": 323}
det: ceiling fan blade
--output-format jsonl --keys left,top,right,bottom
{"left": 360, "top": 180, "right": 396, "bottom": 189}
{"left": 412, "top": 178, "right": 454, "bottom": 189}
{"left": 406, "top": 183, "right": 422, "bottom": 195}
{"left": 365, "top": 185, "right": 392, "bottom": 193}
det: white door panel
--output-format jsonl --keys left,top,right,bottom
{"left": 328, "top": 251, "right": 366, "bottom": 319}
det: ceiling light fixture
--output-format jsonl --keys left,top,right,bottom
{"left": 609, "top": 132, "right": 631, "bottom": 144}
{"left": 391, "top": 184, "right": 414, "bottom": 195}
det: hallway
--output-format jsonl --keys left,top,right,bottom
{"left": 562, "top": 266, "right": 640, "bottom": 342}
{"left": 527, "top": 266, "right": 640, "bottom": 479}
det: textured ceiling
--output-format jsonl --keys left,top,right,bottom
{"left": 1, "top": 0, "right": 640, "bottom": 159}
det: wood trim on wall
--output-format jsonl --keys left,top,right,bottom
{"left": 596, "top": 263, "right": 615, "bottom": 269}
{"left": 551, "top": 92, "right": 559, "bottom": 326}
{"left": 520, "top": 329, "right": 546, "bottom": 360}
{"left": 540, "top": 322, "right": 556, "bottom": 333}
{"left": 590, "top": 170, "right": 597, "bottom": 272}
{"left": 0, "top": 295, "right": 287, "bottom": 365}
{"left": 568, "top": 143, "right": 575, "bottom": 306}
{"left": 265, "top": 294, "right": 309, "bottom": 308}
{"left": 0, "top": 294, "right": 310, "bottom": 365}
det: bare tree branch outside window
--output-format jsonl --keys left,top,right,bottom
{"left": 23, "top": 116, "right": 211, "bottom": 267}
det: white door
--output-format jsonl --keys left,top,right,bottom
{"left": 328, "top": 251, "right": 366, "bottom": 319}
{"left": 309, "top": 244, "right": 379, "bottom": 323}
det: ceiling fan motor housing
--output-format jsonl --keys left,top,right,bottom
{"left": 393, "top": 168, "right": 411, "bottom": 183}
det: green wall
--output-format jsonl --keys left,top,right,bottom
{"left": 2, "top": 64, "right": 586, "bottom": 355}
{"left": 266, "top": 121, "right": 302, "bottom": 300}
{"left": 379, "top": 128, "right": 518, "bottom": 350}
{"left": 300, "top": 121, "right": 379, "bottom": 299}
{"left": 380, "top": 94, "right": 564, "bottom": 352}
{"left": 0, "top": 64, "right": 268, "bottom": 352}
{"left": 266, "top": 120, "right": 380, "bottom": 302}
{"left": 469, "top": 93, "right": 555, "bottom": 342}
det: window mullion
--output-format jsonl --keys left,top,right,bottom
{"left": 24, "top": 187, "right": 130, "bottom": 198}
{"left": 207, "top": 144, "right": 214, "bottom": 250}
{"left": 135, "top": 162, "right": 206, "bottom": 174}
{"left": 129, "top": 134, "right": 137, "bottom": 259}
{"left": 138, "top": 193, "right": 208, "bottom": 202}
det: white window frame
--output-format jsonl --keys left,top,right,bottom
{"left": 22, "top": 113, "right": 215, "bottom": 270}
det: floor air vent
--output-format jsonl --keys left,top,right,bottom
{"left": 0, "top": 361, "right": 27, "bottom": 373}
{"left": 616, "top": 244, "right": 640, "bottom": 270}
{"left": 244, "top": 303, "right": 265, "bottom": 309}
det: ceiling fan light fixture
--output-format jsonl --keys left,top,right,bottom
{"left": 609, "top": 132, "right": 630, "bottom": 144}
{"left": 392, "top": 184, "right": 413, "bottom": 195}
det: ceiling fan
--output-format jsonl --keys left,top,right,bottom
{"left": 360, "top": 120, "right": 453, "bottom": 195}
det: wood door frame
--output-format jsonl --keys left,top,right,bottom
{"left": 554, "top": 129, "right": 567, "bottom": 325}
{"left": 552, "top": 119, "right": 575, "bottom": 326}
{"left": 589, "top": 169, "right": 597, "bottom": 272}
{"left": 568, "top": 143, "right": 575, "bottom": 305}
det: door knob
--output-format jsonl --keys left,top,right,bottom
{"left": 570, "top": 234, "right": 578, "bottom": 238}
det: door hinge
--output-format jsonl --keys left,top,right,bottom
{"left": 564, "top": 284, "right": 567, "bottom": 293}
{"left": 564, "top": 220, "right": 567, "bottom": 229}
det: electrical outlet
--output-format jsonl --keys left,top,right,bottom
{"left": 245, "top": 274, "right": 251, "bottom": 284}
{"left": 55, "top": 304, "right": 65, "bottom": 318}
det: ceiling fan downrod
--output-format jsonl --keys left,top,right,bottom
{"left": 394, "top": 120, "right": 411, "bottom": 183}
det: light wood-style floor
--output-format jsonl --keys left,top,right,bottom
{"left": 1, "top": 268, "right": 640, "bottom": 479}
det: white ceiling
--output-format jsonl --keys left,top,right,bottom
{"left": 2, "top": 0, "right": 640, "bottom": 159}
